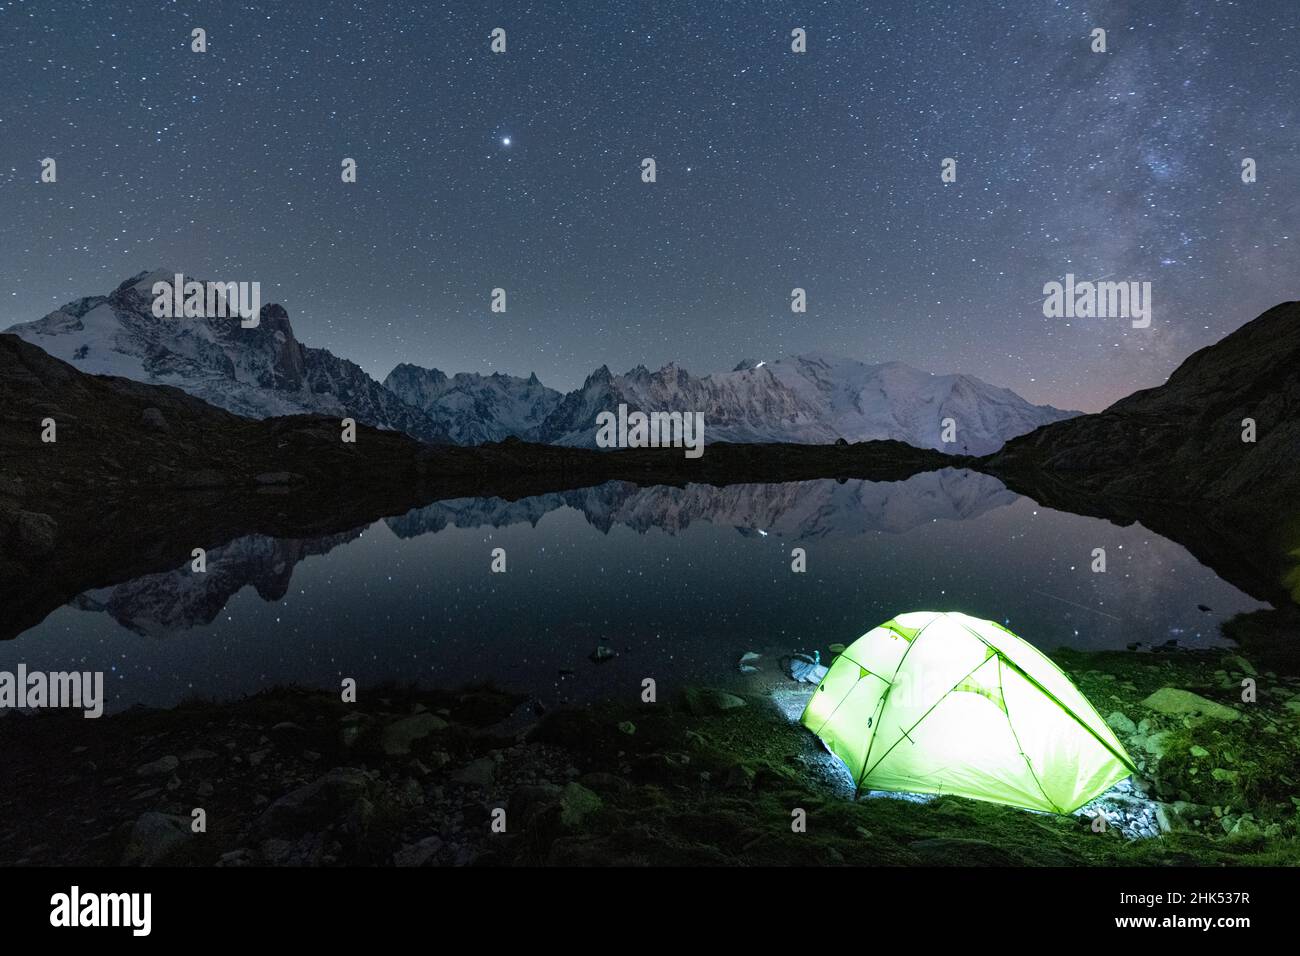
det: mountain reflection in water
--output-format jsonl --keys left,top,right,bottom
{"left": 5, "top": 470, "right": 1262, "bottom": 710}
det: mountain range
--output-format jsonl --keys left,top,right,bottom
{"left": 5, "top": 270, "right": 1076, "bottom": 453}
{"left": 3, "top": 296, "right": 1298, "bottom": 627}
{"left": 525, "top": 354, "right": 1076, "bottom": 454}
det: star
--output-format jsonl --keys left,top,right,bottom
{"left": 501, "top": 136, "right": 511, "bottom": 147}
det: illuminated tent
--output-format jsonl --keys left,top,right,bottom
{"left": 800, "top": 611, "right": 1135, "bottom": 813}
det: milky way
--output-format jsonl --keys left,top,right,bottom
{"left": 1, "top": 0, "right": 1296, "bottom": 410}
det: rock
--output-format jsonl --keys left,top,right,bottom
{"left": 1189, "top": 744, "right": 1210, "bottom": 758}
{"left": 135, "top": 755, "right": 180, "bottom": 777}
{"left": 617, "top": 720, "right": 636, "bottom": 736}
{"left": 259, "top": 838, "right": 295, "bottom": 864}
{"left": 1106, "top": 711, "right": 1137, "bottom": 735}
{"left": 1141, "top": 688, "right": 1240, "bottom": 722}
{"left": 683, "top": 687, "right": 747, "bottom": 716}
{"left": 1142, "top": 731, "right": 1172, "bottom": 757}
{"left": 253, "top": 767, "right": 371, "bottom": 838}
{"left": 1229, "top": 816, "right": 1261, "bottom": 837}
{"left": 392, "top": 836, "right": 442, "bottom": 867}
{"left": 508, "top": 783, "right": 563, "bottom": 825}
{"left": 140, "top": 407, "right": 168, "bottom": 430}
{"left": 380, "top": 713, "right": 448, "bottom": 756}
{"left": 180, "top": 748, "right": 217, "bottom": 762}
{"left": 254, "top": 471, "right": 294, "bottom": 485}
{"left": 558, "top": 782, "right": 603, "bottom": 827}
{"left": 338, "top": 712, "right": 373, "bottom": 749}
{"left": 14, "top": 510, "right": 57, "bottom": 556}
{"left": 121, "top": 812, "right": 193, "bottom": 866}
{"left": 451, "top": 757, "right": 496, "bottom": 788}
{"left": 1211, "top": 768, "right": 1240, "bottom": 783}
{"left": 589, "top": 645, "right": 616, "bottom": 663}
{"left": 427, "top": 751, "right": 451, "bottom": 769}
{"left": 1157, "top": 800, "right": 1213, "bottom": 831}
{"left": 1224, "top": 655, "right": 1257, "bottom": 677}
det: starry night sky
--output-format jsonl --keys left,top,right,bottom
{"left": 1, "top": 0, "right": 1296, "bottom": 411}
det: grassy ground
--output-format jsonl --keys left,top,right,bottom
{"left": 2, "top": 617, "right": 1298, "bottom": 866}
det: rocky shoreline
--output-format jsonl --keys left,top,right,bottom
{"left": 3, "top": 626, "right": 1297, "bottom": 867}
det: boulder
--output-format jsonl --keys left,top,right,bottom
{"left": 380, "top": 713, "right": 448, "bottom": 756}
{"left": 392, "top": 836, "right": 443, "bottom": 867}
{"left": 253, "top": 767, "right": 371, "bottom": 838}
{"left": 508, "top": 783, "right": 564, "bottom": 826}
{"left": 1141, "top": 688, "right": 1240, "bottom": 722}
{"left": 135, "top": 755, "right": 180, "bottom": 777}
{"left": 683, "top": 687, "right": 747, "bottom": 716}
{"left": 1223, "top": 655, "right": 1258, "bottom": 677}
{"left": 1105, "top": 711, "right": 1137, "bottom": 735}
{"left": 558, "top": 782, "right": 603, "bottom": 827}
{"left": 121, "top": 812, "right": 193, "bottom": 866}
{"left": 451, "top": 757, "right": 497, "bottom": 788}
{"left": 1142, "top": 731, "right": 1172, "bottom": 757}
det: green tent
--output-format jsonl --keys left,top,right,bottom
{"left": 800, "top": 611, "right": 1135, "bottom": 813}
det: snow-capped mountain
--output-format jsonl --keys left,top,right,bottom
{"left": 4, "top": 270, "right": 450, "bottom": 443}
{"left": 531, "top": 353, "right": 1077, "bottom": 454}
{"left": 383, "top": 364, "right": 562, "bottom": 444}
{"left": 7, "top": 271, "right": 1074, "bottom": 453}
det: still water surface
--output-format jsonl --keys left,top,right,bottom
{"left": 3, "top": 470, "right": 1261, "bottom": 711}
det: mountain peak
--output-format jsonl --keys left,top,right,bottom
{"left": 113, "top": 268, "right": 182, "bottom": 296}
{"left": 5, "top": 271, "right": 451, "bottom": 445}
{"left": 584, "top": 364, "right": 614, "bottom": 386}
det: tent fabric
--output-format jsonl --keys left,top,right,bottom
{"left": 800, "top": 611, "right": 1136, "bottom": 814}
